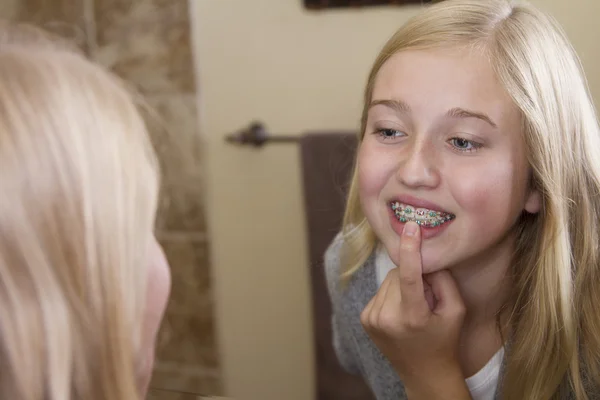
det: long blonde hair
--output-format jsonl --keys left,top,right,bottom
{"left": 341, "top": 0, "right": 600, "bottom": 398}
{"left": 0, "top": 22, "right": 160, "bottom": 399}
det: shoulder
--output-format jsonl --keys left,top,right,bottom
{"left": 324, "top": 232, "right": 344, "bottom": 272}
{"left": 324, "top": 231, "right": 345, "bottom": 297}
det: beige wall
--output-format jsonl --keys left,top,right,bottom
{"left": 190, "top": 1, "right": 600, "bottom": 399}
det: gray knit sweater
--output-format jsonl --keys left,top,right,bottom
{"left": 324, "top": 234, "right": 508, "bottom": 400}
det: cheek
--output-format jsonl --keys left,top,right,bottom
{"left": 137, "top": 241, "right": 172, "bottom": 395}
{"left": 357, "top": 142, "right": 392, "bottom": 202}
{"left": 142, "top": 241, "right": 172, "bottom": 346}
{"left": 148, "top": 244, "right": 172, "bottom": 322}
{"left": 451, "top": 163, "right": 525, "bottom": 225}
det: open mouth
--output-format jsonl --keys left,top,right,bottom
{"left": 390, "top": 201, "right": 455, "bottom": 227}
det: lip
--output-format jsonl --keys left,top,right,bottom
{"left": 387, "top": 195, "right": 454, "bottom": 239}
{"left": 388, "top": 194, "right": 450, "bottom": 214}
{"left": 388, "top": 207, "right": 454, "bottom": 239}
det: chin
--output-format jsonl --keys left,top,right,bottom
{"left": 420, "top": 251, "right": 451, "bottom": 275}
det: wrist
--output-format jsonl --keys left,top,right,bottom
{"left": 403, "top": 366, "right": 471, "bottom": 400}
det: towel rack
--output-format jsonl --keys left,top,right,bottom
{"left": 225, "top": 122, "right": 299, "bottom": 148}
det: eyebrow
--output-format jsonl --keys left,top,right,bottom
{"left": 370, "top": 99, "right": 411, "bottom": 113}
{"left": 446, "top": 107, "right": 498, "bottom": 128}
{"left": 369, "top": 99, "right": 498, "bottom": 129}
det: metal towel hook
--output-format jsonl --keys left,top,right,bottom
{"left": 225, "top": 122, "right": 299, "bottom": 148}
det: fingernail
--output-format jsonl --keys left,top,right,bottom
{"left": 403, "top": 221, "right": 418, "bottom": 236}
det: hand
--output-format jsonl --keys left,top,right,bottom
{"left": 360, "top": 221, "right": 470, "bottom": 399}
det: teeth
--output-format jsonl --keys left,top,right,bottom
{"left": 390, "top": 201, "right": 455, "bottom": 227}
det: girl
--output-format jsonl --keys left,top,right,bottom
{"left": 0, "top": 21, "right": 171, "bottom": 399}
{"left": 325, "top": 0, "right": 600, "bottom": 399}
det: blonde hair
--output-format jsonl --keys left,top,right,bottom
{"left": 0, "top": 22, "right": 160, "bottom": 399}
{"left": 341, "top": 0, "right": 600, "bottom": 398}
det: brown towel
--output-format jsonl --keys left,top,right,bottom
{"left": 299, "top": 132, "right": 375, "bottom": 400}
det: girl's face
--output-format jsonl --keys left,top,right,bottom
{"left": 358, "top": 47, "right": 541, "bottom": 274}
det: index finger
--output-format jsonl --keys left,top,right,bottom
{"left": 394, "top": 221, "right": 429, "bottom": 315}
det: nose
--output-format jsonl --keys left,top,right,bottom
{"left": 395, "top": 139, "right": 440, "bottom": 189}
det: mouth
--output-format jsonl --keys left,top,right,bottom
{"left": 390, "top": 201, "right": 455, "bottom": 228}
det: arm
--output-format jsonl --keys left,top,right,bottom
{"left": 324, "top": 233, "right": 360, "bottom": 374}
{"left": 331, "top": 314, "right": 359, "bottom": 374}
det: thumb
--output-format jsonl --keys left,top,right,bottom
{"left": 424, "top": 270, "right": 465, "bottom": 318}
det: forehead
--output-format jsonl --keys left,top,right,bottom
{"left": 372, "top": 47, "right": 521, "bottom": 127}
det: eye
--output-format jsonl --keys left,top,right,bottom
{"left": 375, "top": 128, "right": 405, "bottom": 141}
{"left": 449, "top": 137, "right": 482, "bottom": 152}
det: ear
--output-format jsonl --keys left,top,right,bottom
{"left": 524, "top": 187, "right": 541, "bottom": 214}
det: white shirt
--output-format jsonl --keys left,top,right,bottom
{"left": 374, "top": 246, "right": 503, "bottom": 400}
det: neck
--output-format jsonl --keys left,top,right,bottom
{"left": 450, "top": 233, "right": 515, "bottom": 330}
{"left": 452, "top": 260, "right": 510, "bottom": 330}
{"left": 443, "top": 233, "right": 516, "bottom": 377}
